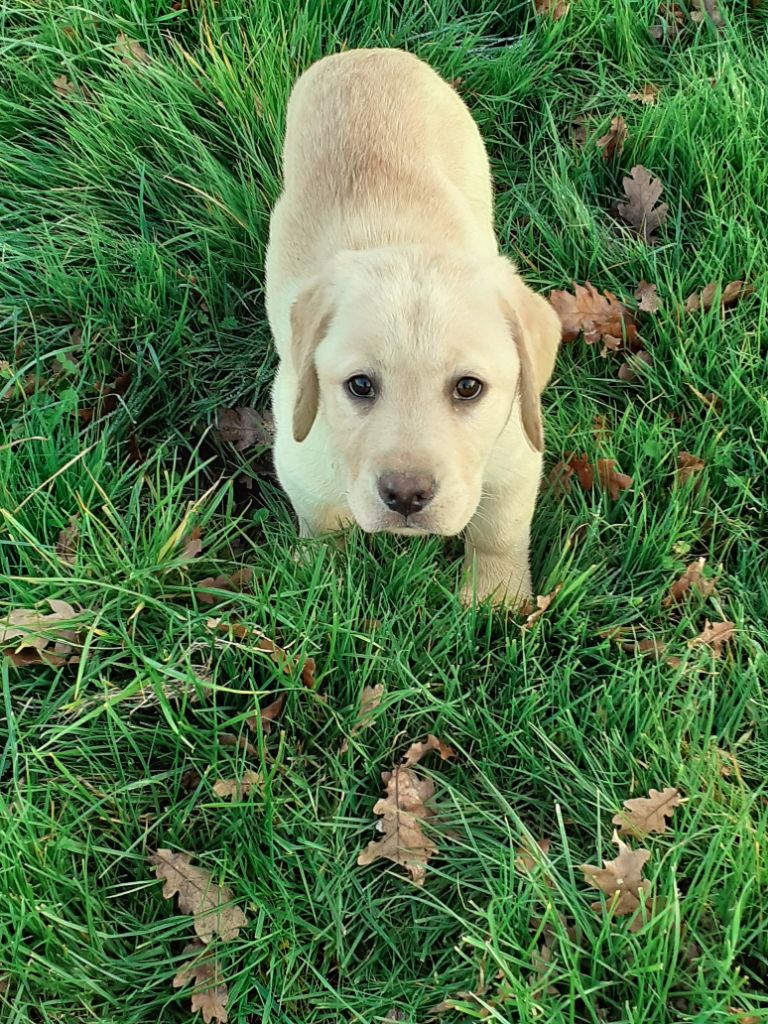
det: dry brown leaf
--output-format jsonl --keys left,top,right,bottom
{"left": 1, "top": 599, "right": 81, "bottom": 667}
{"left": 516, "top": 837, "right": 552, "bottom": 873}
{"left": 663, "top": 558, "right": 717, "bottom": 606}
{"left": 520, "top": 585, "right": 562, "bottom": 628}
{"left": 728, "top": 1009, "right": 760, "bottom": 1024}
{"left": 684, "top": 280, "right": 753, "bottom": 313}
{"left": 535, "top": 0, "right": 569, "bottom": 18}
{"left": 618, "top": 349, "right": 653, "bottom": 382}
{"left": 56, "top": 516, "right": 80, "bottom": 566}
{"left": 597, "top": 459, "right": 633, "bottom": 501}
{"left": 650, "top": 3, "right": 686, "bottom": 42}
{"left": 612, "top": 787, "right": 682, "bottom": 836}
{"left": 173, "top": 942, "right": 229, "bottom": 1023}
{"left": 149, "top": 849, "right": 247, "bottom": 943}
{"left": 691, "top": 0, "right": 725, "bottom": 28}
{"left": 634, "top": 281, "right": 662, "bottom": 313}
{"left": 596, "top": 116, "right": 627, "bottom": 160}
{"left": 214, "top": 407, "right": 274, "bottom": 451}
{"left": 207, "top": 618, "right": 316, "bottom": 688}
{"left": 617, "top": 165, "right": 668, "bottom": 242}
{"left": 689, "top": 620, "right": 735, "bottom": 658}
{"left": 246, "top": 694, "right": 285, "bottom": 736}
{"left": 78, "top": 370, "right": 132, "bottom": 424}
{"left": 115, "top": 32, "right": 150, "bottom": 66}
{"left": 628, "top": 84, "right": 660, "bottom": 104}
{"left": 212, "top": 770, "right": 262, "bottom": 801}
{"left": 182, "top": 527, "right": 203, "bottom": 561}
{"left": 357, "top": 767, "right": 438, "bottom": 885}
{"left": 592, "top": 415, "right": 611, "bottom": 442}
{"left": 620, "top": 637, "right": 667, "bottom": 658}
{"left": 548, "top": 282, "right": 638, "bottom": 350}
{"left": 676, "top": 451, "right": 705, "bottom": 486}
{"left": 339, "top": 684, "right": 385, "bottom": 752}
{"left": 580, "top": 830, "right": 651, "bottom": 921}
{"left": 401, "top": 734, "right": 456, "bottom": 768}
{"left": 53, "top": 74, "right": 77, "bottom": 97}
{"left": 195, "top": 569, "right": 253, "bottom": 606}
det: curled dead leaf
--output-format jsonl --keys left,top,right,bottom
{"left": 1, "top": 598, "right": 82, "bottom": 667}
{"left": 115, "top": 32, "right": 150, "bottom": 66}
{"left": 691, "top": 0, "right": 725, "bottom": 29}
{"left": 195, "top": 568, "right": 253, "bottom": 605}
{"left": 628, "top": 84, "right": 660, "bottom": 104}
{"left": 213, "top": 407, "right": 274, "bottom": 451}
{"left": 149, "top": 849, "right": 247, "bottom": 943}
{"left": 246, "top": 694, "right": 285, "bottom": 736}
{"left": 212, "top": 771, "right": 262, "bottom": 801}
{"left": 688, "top": 620, "right": 735, "bottom": 658}
{"left": 56, "top": 516, "right": 80, "bottom": 566}
{"left": 596, "top": 116, "right": 627, "bottom": 160}
{"left": 618, "top": 349, "right": 653, "bottom": 382}
{"left": 516, "top": 837, "right": 552, "bottom": 874}
{"left": 207, "top": 618, "right": 316, "bottom": 688}
{"left": 650, "top": 3, "right": 686, "bottom": 42}
{"left": 612, "top": 787, "right": 682, "bottom": 836}
{"left": 675, "top": 452, "right": 705, "bottom": 486}
{"left": 684, "top": 280, "right": 753, "bottom": 313}
{"left": 339, "top": 684, "right": 385, "bottom": 752}
{"left": 663, "top": 558, "right": 716, "bottom": 606}
{"left": 401, "top": 734, "right": 456, "bottom": 768}
{"left": 535, "top": 0, "right": 570, "bottom": 18}
{"left": 520, "top": 585, "right": 562, "bottom": 628}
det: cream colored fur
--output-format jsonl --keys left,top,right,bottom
{"left": 265, "top": 48, "right": 561, "bottom": 604}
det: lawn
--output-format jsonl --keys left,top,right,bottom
{"left": 1, "top": 0, "right": 767, "bottom": 1021}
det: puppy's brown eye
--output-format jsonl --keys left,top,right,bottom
{"left": 347, "top": 374, "right": 375, "bottom": 398}
{"left": 454, "top": 377, "right": 483, "bottom": 400}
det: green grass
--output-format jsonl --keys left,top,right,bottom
{"left": 1, "top": 0, "right": 767, "bottom": 1021}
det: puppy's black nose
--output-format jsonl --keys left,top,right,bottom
{"left": 377, "top": 472, "right": 436, "bottom": 518}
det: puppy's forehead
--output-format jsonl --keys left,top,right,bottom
{"left": 331, "top": 255, "right": 508, "bottom": 365}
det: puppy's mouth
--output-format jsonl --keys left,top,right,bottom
{"left": 375, "top": 511, "right": 433, "bottom": 535}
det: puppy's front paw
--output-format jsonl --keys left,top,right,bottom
{"left": 460, "top": 555, "right": 532, "bottom": 608}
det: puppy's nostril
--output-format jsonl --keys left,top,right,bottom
{"left": 377, "top": 472, "right": 436, "bottom": 517}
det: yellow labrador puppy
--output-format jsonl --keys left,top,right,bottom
{"left": 265, "top": 48, "right": 560, "bottom": 604}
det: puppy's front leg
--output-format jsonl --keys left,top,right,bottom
{"left": 461, "top": 481, "right": 538, "bottom": 607}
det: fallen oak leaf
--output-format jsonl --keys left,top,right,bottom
{"left": 620, "top": 637, "right": 667, "bottom": 658}
{"left": 650, "top": 3, "right": 686, "bottom": 42}
{"left": 688, "top": 619, "right": 735, "bottom": 658}
{"left": 516, "top": 837, "right": 552, "bottom": 874}
{"left": 212, "top": 770, "right": 262, "bottom": 801}
{"left": 618, "top": 349, "right": 653, "bottom": 382}
{"left": 691, "top": 0, "right": 725, "bottom": 29}
{"left": 195, "top": 568, "right": 253, "bottom": 605}
{"left": 663, "top": 558, "right": 717, "bottom": 606}
{"left": 628, "top": 84, "right": 660, "bottom": 104}
{"left": 617, "top": 165, "right": 668, "bottom": 242}
{"left": 596, "top": 116, "right": 627, "bottom": 160}
{"left": 357, "top": 767, "right": 438, "bottom": 885}
{"left": 612, "top": 787, "right": 682, "bottom": 836}
{"left": 115, "top": 32, "right": 150, "bottom": 65}
{"left": 182, "top": 527, "right": 204, "bottom": 561}
{"left": 56, "top": 516, "right": 80, "bottom": 566}
{"left": 580, "top": 830, "right": 651, "bottom": 921}
{"left": 246, "top": 694, "right": 285, "bottom": 736}
{"left": 675, "top": 451, "right": 705, "bottom": 486}
{"left": 401, "top": 734, "right": 456, "bottom": 768}
{"left": 1, "top": 599, "right": 81, "bottom": 667}
{"left": 213, "top": 407, "right": 274, "bottom": 451}
{"left": 634, "top": 280, "right": 662, "bottom": 313}
{"left": 548, "top": 282, "right": 638, "bottom": 350}
{"left": 520, "top": 584, "right": 562, "bottom": 628}
{"left": 535, "top": 0, "right": 570, "bottom": 18}
{"left": 207, "top": 618, "right": 316, "bottom": 688}
{"left": 173, "top": 942, "right": 229, "bottom": 1023}
{"left": 684, "top": 280, "right": 753, "bottom": 313}
{"left": 339, "top": 683, "right": 385, "bottom": 753}
{"left": 597, "top": 459, "right": 633, "bottom": 501}
{"left": 149, "top": 849, "right": 247, "bottom": 943}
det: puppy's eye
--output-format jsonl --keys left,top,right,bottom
{"left": 454, "top": 377, "right": 483, "bottom": 400}
{"left": 346, "top": 374, "right": 375, "bottom": 399}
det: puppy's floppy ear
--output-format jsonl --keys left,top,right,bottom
{"left": 495, "top": 258, "right": 562, "bottom": 453}
{"left": 289, "top": 278, "right": 335, "bottom": 442}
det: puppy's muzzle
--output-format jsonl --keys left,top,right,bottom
{"left": 377, "top": 471, "right": 436, "bottom": 519}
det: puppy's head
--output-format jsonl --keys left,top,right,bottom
{"left": 289, "top": 249, "right": 560, "bottom": 535}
